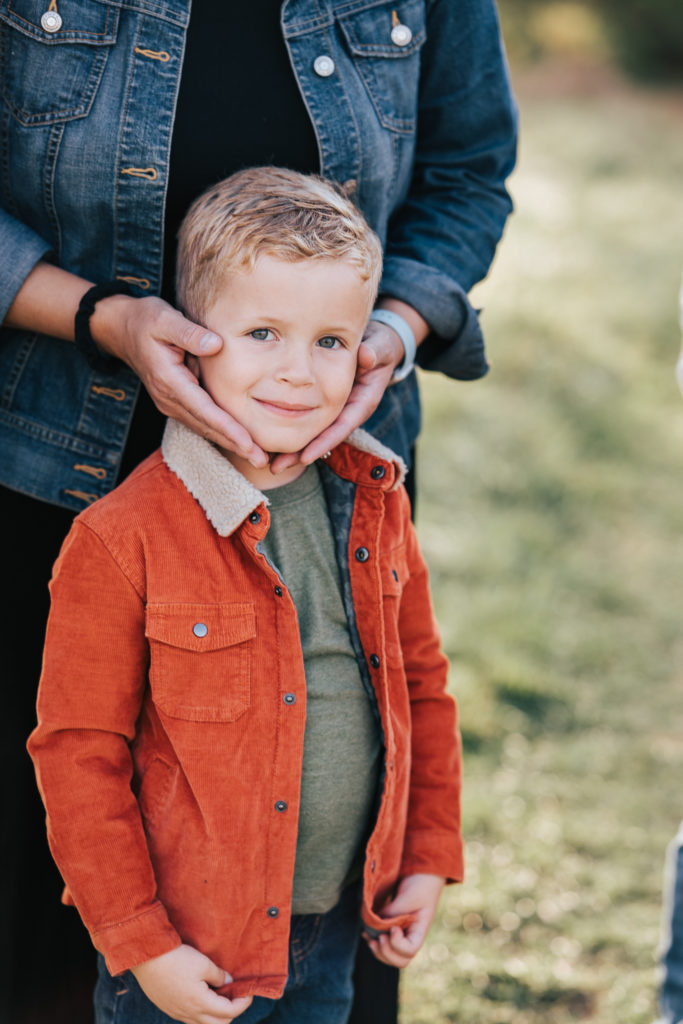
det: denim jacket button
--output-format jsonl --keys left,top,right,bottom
{"left": 313, "top": 55, "right": 335, "bottom": 78}
{"left": 41, "top": 10, "right": 63, "bottom": 32}
{"left": 192, "top": 622, "right": 208, "bottom": 638}
{"left": 267, "top": 906, "right": 280, "bottom": 918}
{"left": 391, "top": 23, "right": 412, "bottom": 46}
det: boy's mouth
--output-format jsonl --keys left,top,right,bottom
{"left": 255, "top": 398, "right": 316, "bottom": 417}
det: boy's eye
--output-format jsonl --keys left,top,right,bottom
{"left": 250, "top": 329, "right": 272, "bottom": 341}
{"left": 317, "top": 336, "right": 341, "bottom": 350}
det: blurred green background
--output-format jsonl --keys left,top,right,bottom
{"left": 401, "top": 3, "right": 683, "bottom": 1021}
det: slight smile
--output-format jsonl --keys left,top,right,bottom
{"left": 254, "top": 398, "right": 317, "bottom": 417}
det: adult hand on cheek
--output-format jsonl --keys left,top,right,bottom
{"left": 92, "top": 293, "right": 269, "bottom": 467}
{"left": 4, "top": 262, "right": 269, "bottom": 468}
{"left": 268, "top": 313, "right": 407, "bottom": 475}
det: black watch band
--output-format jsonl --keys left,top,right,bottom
{"left": 74, "top": 280, "right": 134, "bottom": 372}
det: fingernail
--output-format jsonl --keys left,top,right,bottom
{"left": 200, "top": 332, "right": 219, "bottom": 352}
{"left": 224, "top": 971, "right": 233, "bottom": 984}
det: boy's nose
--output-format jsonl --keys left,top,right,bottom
{"left": 276, "top": 347, "right": 314, "bottom": 386}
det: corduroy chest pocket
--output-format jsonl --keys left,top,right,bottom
{"left": 145, "top": 603, "right": 255, "bottom": 723}
{"left": 0, "top": 0, "right": 119, "bottom": 125}
{"left": 336, "top": 0, "right": 426, "bottom": 134}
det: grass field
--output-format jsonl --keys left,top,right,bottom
{"left": 401, "top": 61, "right": 683, "bottom": 1023}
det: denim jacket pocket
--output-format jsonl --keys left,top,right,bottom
{"left": 0, "top": 0, "right": 119, "bottom": 125}
{"left": 146, "top": 602, "right": 256, "bottom": 723}
{"left": 337, "top": 0, "right": 426, "bottom": 134}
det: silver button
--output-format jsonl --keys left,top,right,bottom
{"left": 313, "top": 55, "right": 335, "bottom": 78}
{"left": 41, "top": 9, "right": 62, "bottom": 32}
{"left": 391, "top": 23, "right": 412, "bottom": 46}
{"left": 193, "top": 622, "right": 208, "bottom": 638}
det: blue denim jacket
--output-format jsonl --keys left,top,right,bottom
{"left": 0, "top": 0, "right": 516, "bottom": 510}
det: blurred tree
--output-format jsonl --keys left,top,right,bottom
{"left": 598, "top": 0, "right": 683, "bottom": 82}
{"left": 499, "top": 0, "right": 683, "bottom": 83}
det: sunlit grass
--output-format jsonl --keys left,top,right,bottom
{"left": 401, "top": 66, "right": 683, "bottom": 1023}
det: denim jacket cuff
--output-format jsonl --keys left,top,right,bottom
{"left": 0, "top": 210, "right": 53, "bottom": 322}
{"left": 380, "top": 255, "right": 489, "bottom": 382}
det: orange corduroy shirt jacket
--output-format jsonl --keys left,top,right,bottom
{"left": 28, "top": 420, "right": 463, "bottom": 1001}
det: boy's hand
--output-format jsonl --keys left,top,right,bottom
{"left": 130, "top": 943, "right": 253, "bottom": 1024}
{"left": 363, "top": 873, "right": 445, "bottom": 969}
{"left": 91, "top": 293, "right": 269, "bottom": 468}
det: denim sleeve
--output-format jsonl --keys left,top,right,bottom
{"left": 381, "top": 0, "right": 518, "bottom": 380}
{"left": 0, "top": 208, "right": 53, "bottom": 323}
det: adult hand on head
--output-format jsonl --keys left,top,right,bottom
{"left": 131, "top": 943, "right": 253, "bottom": 1024}
{"left": 268, "top": 313, "right": 407, "bottom": 475}
{"left": 91, "top": 292, "right": 268, "bottom": 466}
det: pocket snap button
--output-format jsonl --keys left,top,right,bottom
{"left": 41, "top": 9, "right": 62, "bottom": 31}
{"left": 313, "top": 55, "right": 335, "bottom": 77}
{"left": 391, "top": 22, "right": 412, "bottom": 46}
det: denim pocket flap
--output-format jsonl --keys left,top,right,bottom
{"left": 0, "top": 0, "right": 120, "bottom": 124}
{"left": 336, "top": 0, "right": 425, "bottom": 133}
{"left": 0, "top": 0, "right": 119, "bottom": 45}
{"left": 337, "top": 0, "right": 425, "bottom": 59}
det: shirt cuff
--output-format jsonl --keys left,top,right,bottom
{"left": 92, "top": 901, "right": 182, "bottom": 976}
{"left": 400, "top": 829, "right": 465, "bottom": 886}
{"left": 380, "top": 255, "right": 489, "bottom": 381}
{"left": 0, "top": 210, "right": 53, "bottom": 323}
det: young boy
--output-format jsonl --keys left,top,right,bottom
{"left": 29, "top": 168, "right": 463, "bottom": 1024}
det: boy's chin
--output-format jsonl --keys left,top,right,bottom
{"left": 255, "top": 432, "right": 330, "bottom": 458}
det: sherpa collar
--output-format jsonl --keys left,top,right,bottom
{"left": 161, "top": 418, "right": 406, "bottom": 537}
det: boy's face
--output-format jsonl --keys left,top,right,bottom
{"left": 199, "top": 255, "right": 372, "bottom": 466}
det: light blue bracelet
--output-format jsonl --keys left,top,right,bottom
{"left": 369, "top": 309, "right": 417, "bottom": 384}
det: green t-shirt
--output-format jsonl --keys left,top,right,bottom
{"left": 261, "top": 465, "right": 381, "bottom": 914}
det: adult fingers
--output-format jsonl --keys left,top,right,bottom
{"left": 159, "top": 309, "right": 222, "bottom": 358}
{"left": 158, "top": 366, "right": 268, "bottom": 465}
{"left": 360, "top": 321, "right": 404, "bottom": 370}
{"left": 295, "top": 371, "right": 388, "bottom": 464}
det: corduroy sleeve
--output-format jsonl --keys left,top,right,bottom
{"left": 396, "top": 499, "right": 464, "bottom": 884}
{"left": 27, "top": 521, "right": 181, "bottom": 974}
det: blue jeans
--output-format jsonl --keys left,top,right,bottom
{"left": 94, "top": 884, "right": 361, "bottom": 1024}
{"left": 658, "top": 824, "right": 683, "bottom": 1023}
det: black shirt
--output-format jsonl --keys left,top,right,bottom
{"left": 123, "top": 0, "right": 319, "bottom": 477}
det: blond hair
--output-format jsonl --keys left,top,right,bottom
{"left": 176, "top": 167, "right": 383, "bottom": 322}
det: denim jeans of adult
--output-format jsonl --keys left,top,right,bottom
{"left": 94, "top": 883, "right": 361, "bottom": 1024}
{"left": 657, "top": 823, "right": 683, "bottom": 1023}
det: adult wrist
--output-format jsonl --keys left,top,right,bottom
{"left": 369, "top": 308, "right": 417, "bottom": 384}
{"left": 75, "top": 280, "right": 133, "bottom": 372}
